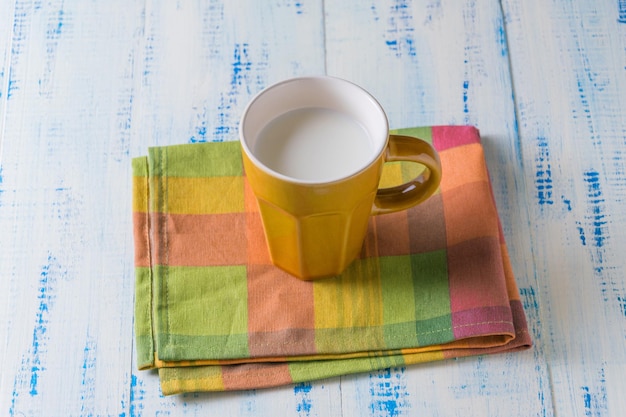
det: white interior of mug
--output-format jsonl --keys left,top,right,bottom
{"left": 239, "top": 76, "right": 389, "bottom": 184}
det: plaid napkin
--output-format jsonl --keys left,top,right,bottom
{"left": 132, "top": 126, "right": 531, "bottom": 396}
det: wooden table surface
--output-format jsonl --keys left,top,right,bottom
{"left": 1, "top": 1, "right": 625, "bottom": 416}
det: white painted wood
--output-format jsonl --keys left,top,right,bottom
{"left": 129, "top": 0, "right": 327, "bottom": 151}
{"left": 126, "top": 1, "right": 344, "bottom": 415}
{"left": 502, "top": 1, "right": 626, "bottom": 416}
{"left": 0, "top": 0, "right": 625, "bottom": 416}
{"left": 326, "top": 1, "right": 547, "bottom": 415}
{"left": 0, "top": 1, "right": 144, "bottom": 415}
{"left": 0, "top": 1, "right": 13, "bottom": 145}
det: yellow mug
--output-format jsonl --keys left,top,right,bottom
{"left": 239, "top": 76, "right": 442, "bottom": 280}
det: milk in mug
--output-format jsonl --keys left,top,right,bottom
{"left": 253, "top": 108, "right": 374, "bottom": 183}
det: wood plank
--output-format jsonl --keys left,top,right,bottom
{"left": 502, "top": 0, "right": 626, "bottom": 416}
{"left": 1, "top": 0, "right": 625, "bottom": 415}
{"left": 0, "top": 1, "right": 144, "bottom": 415}
{"left": 0, "top": 1, "right": 13, "bottom": 142}
{"left": 126, "top": 0, "right": 343, "bottom": 415}
{"left": 129, "top": 0, "right": 327, "bottom": 150}
{"left": 325, "top": 1, "right": 549, "bottom": 415}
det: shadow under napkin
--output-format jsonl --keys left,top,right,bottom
{"left": 132, "top": 125, "right": 531, "bottom": 395}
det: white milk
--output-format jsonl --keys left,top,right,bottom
{"left": 253, "top": 108, "right": 374, "bottom": 182}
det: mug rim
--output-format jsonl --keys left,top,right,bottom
{"left": 239, "top": 75, "right": 390, "bottom": 186}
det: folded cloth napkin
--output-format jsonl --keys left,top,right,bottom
{"left": 132, "top": 126, "right": 531, "bottom": 396}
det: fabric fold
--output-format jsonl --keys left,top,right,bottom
{"left": 132, "top": 126, "right": 531, "bottom": 395}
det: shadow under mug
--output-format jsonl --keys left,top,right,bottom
{"left": 239, "top": 76, "right": 442, "bottom": 280}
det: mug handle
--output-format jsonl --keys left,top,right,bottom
{"left": 372, "top": 135, "right": 442, "bottom": 215}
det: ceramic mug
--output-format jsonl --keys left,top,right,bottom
{"left": 239, "top": 76, "right": 442, "bottom": 280}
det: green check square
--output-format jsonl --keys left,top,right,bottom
{"left": 149, "top": 141, "right": 243, "bottom": 178}
{"left": 155, "top": 265, "right": 248, "bottom": 337}
{"left": 154, "top": 265, "right": 250, "bottom": 360}
{"left": 380, "top": 251, "right": 451, "bottom": 347}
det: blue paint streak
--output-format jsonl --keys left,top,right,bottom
{"left": 294, "top": 381, "right": 312, "bottom": 394}
{"left": 371, "top": 4, "right": 380, "bottom": 21}
{"left": 7, "top": 1, "right": 32, "bottom": 100}
{"left": 424, "top": 1, "right": 442, "bottom": 24}
{"left": 384, "top": 0, "right": 416, "bottom": 58}
{"left": 617, "top": 295, "right": 626, "bottom": 317}
{"left": 200, "top": 42, "right": 268, "bottom": 143}
{"left": 405, "top": 37, "right": 416, "bottom": 57}
{"left": 294, "top": 382, "right": 312, "bottom": 416}
{"left": 294, "top": 0, "right": 304, "bottom": 15}
{"left": 80, "top": 335, "right": 97, "bottom": 415}
{"left": 369, "top": 367, "right": 410, "bottom": 417}
{"left": 9, "top": 372, "right": 20, "bottom": 417}
{"left": 562, "top": 197, "right": 572, "bottom": 211}
{"left": 143, "top": 34, "right": 155, "bottom": 80}
{"left": 535, "top": 137, "right": 553, "bottom": 205}
{"left": 580, "top": 367, "right": 608, "bottom": 416}
{"left": 231, "top": 43, "right": 252, "bottom": 92}
{"left": 576, "top": 221, "right": 587, "bottom": 246}
{"left": 573, "top": 75, "right": 601, "bottom": 145}
{"left": 581, "top": 386, "right": 592, "bottom": 412}
{"left": 129, "top": 374, "right": 145, "bottom": 417}
{"left": 497, "top": 15, "right": 507, "bottom": 56}
{"left": 583, "top": 170, "right": 607, "bottom": 248}
{"left": 7, "top": 77, "right": 18, "bottom": 99}
{"left": 29, "top": 255, "right": 57, "bottom": 396}
{"left": 619, "top": 0, "right": 626, "bottom": 23}
{"left": 47, "top": 9, "right": 64, "bottom": 37}
{"left": 462, "top": 80, "right": 470, "bottom": 114}
{"left": 519, "top": 286, "right": 539, "bottom": 315}
{"left": 9, "top": 255, "right": 59, "bottom": 414}
{"left": 577, "top": 170, "right": 614, "bottom": 296}
{"left": 211, "top": 93, "right": 231, "bottom": 142}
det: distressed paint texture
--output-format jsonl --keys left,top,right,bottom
{"left": 0, "top": 0, "right": 144, "bottom": 415}
{"left": 0, "top": 0, "right": 625, "bottom": 416}
{"left": 368, "top": 368, "right": 411, "bottom": 417}
{"left": 503, "top": 1, "right": 626, "bottom": 416}
{"left": 329, "top": 1, "right": 543, "bottom": 414}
